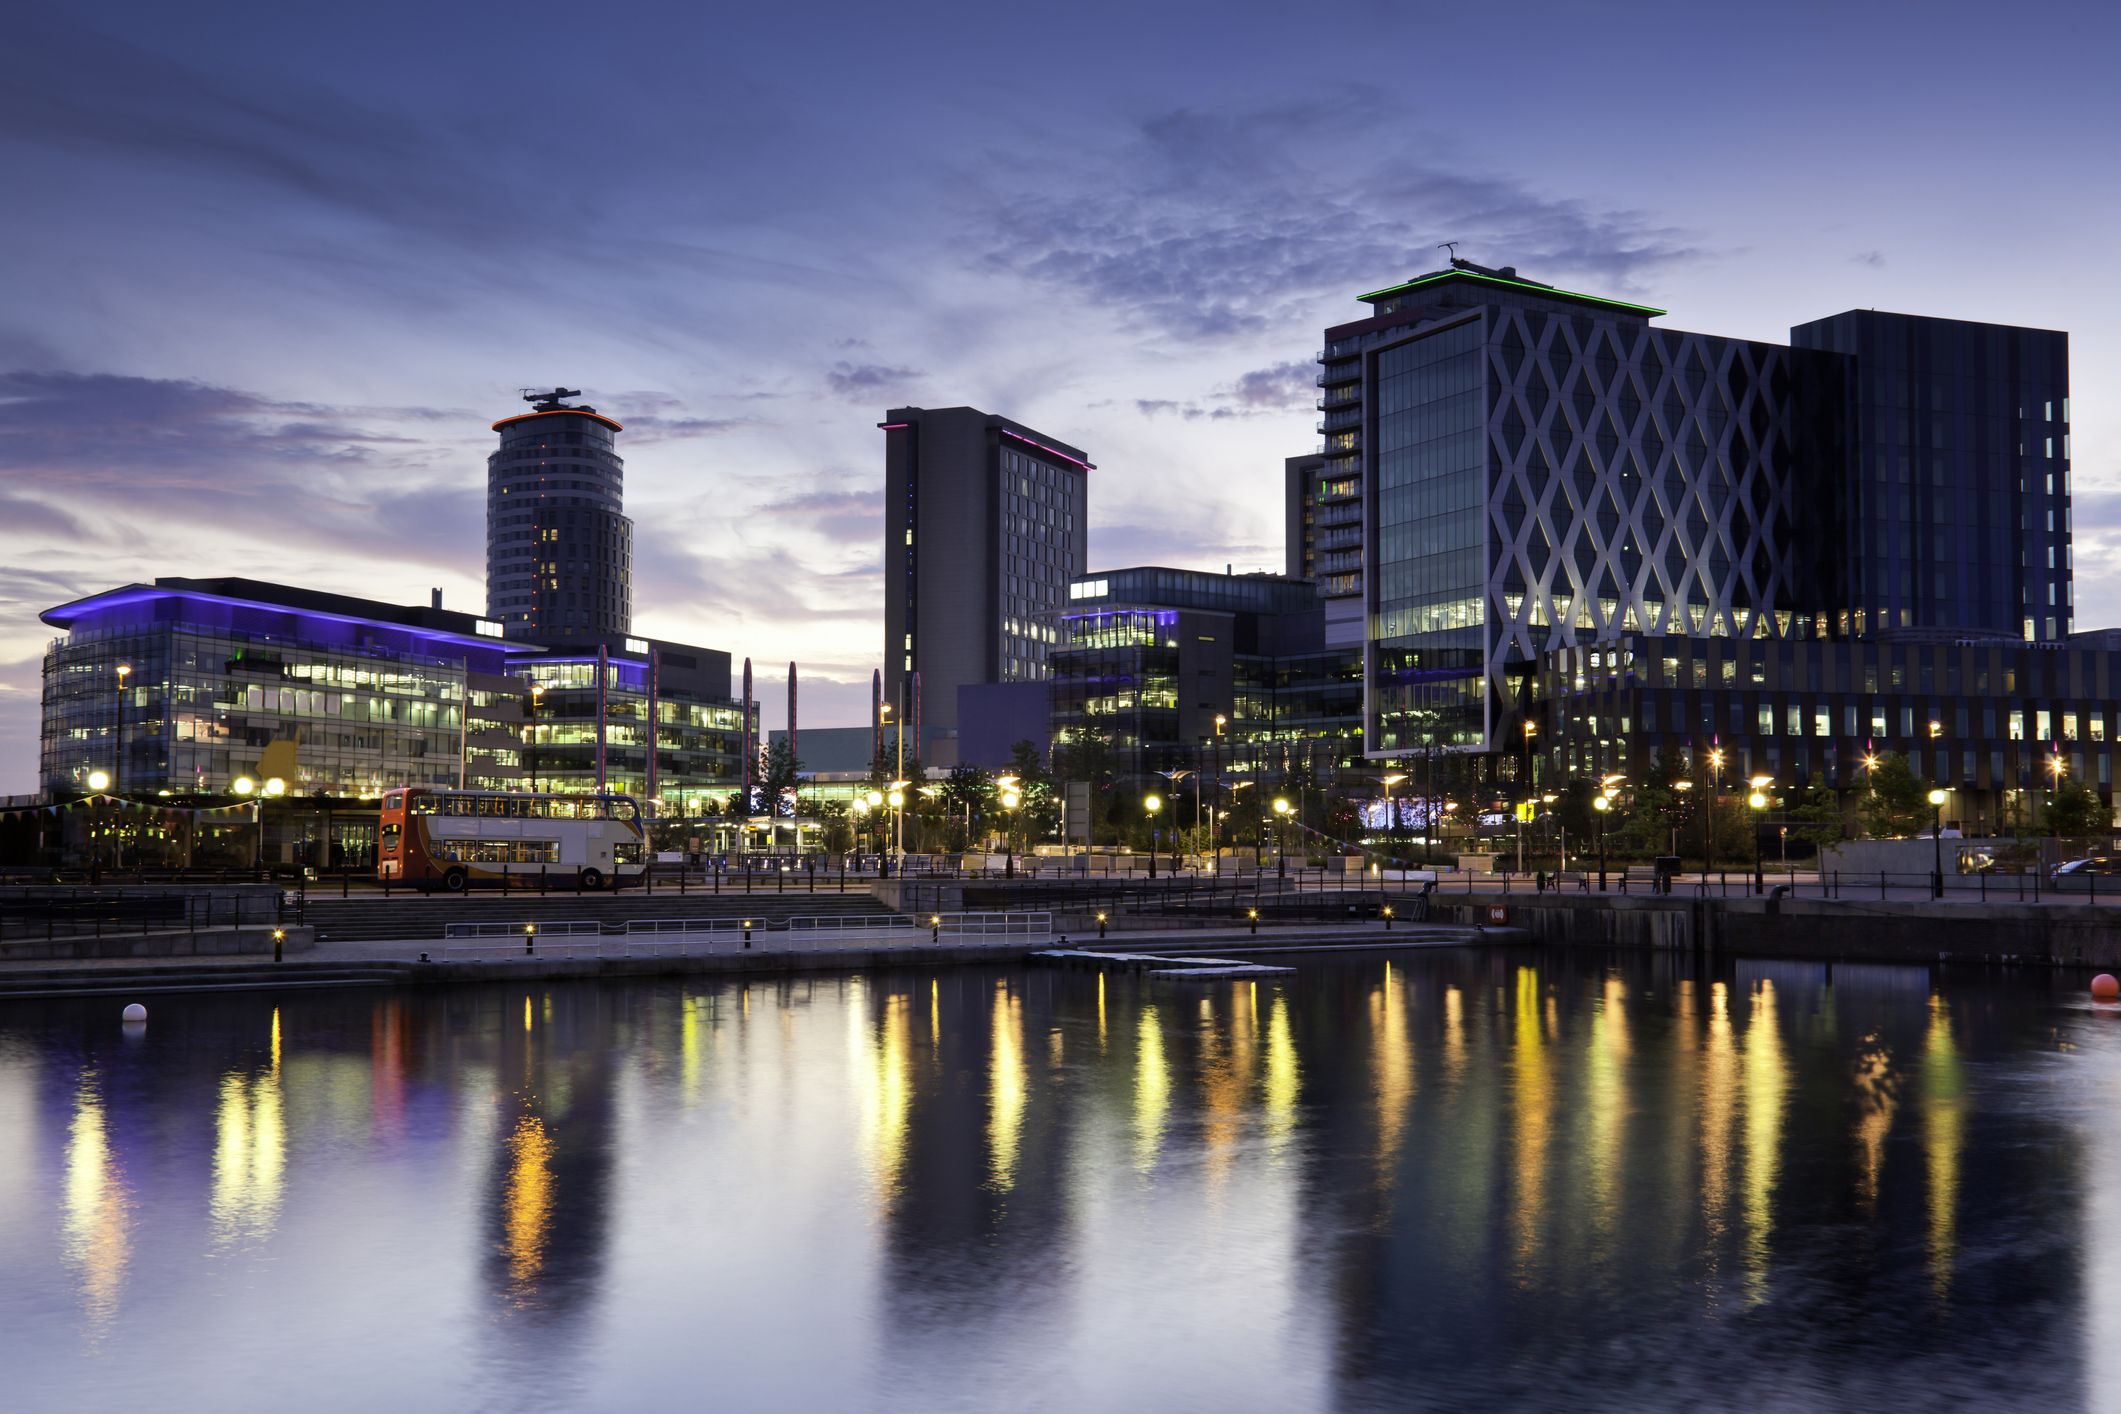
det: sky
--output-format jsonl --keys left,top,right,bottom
{"left": 3, "top": 0, "right": 2119, "bottom": 794}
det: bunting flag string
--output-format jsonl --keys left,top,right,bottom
{"left": 0, "top": 795, "right": 263, "bottom": 821}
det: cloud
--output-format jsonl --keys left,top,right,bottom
{"left": 1852, "top": 250, "right": 1887, "bottom": 267}
{"left": 977, "top": 101, "right": 1702, "bottom": 339}
{"left": 1134, "top": 359, "right": 1318, "bottom": 421}
{"left": 750, "top": 487, "right": 883, "bottom": 547}
{"left": 826, "top": 362, "right": 924, "bottom": 400}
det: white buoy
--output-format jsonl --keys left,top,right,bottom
{"left": 121, "top": 1003, "right": 147, "bottom": 1024}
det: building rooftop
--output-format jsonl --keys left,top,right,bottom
{"left": 1356, "top": 260, "right": 1666, "bottom": 318}
{"left": 42, "top": 577, "right": 507, "bottom": 650}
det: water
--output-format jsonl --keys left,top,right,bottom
{"left": 2, "top": 949, "right": 2116, "bottom": 1412}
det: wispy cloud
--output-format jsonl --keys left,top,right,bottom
{"left": 826, "top": 362, "right": 924, "bottom": 401}
{"left": 978, "top": 100, "right": 1702, "bottom": 339}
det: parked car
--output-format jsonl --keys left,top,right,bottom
{"left": 2050, "top": 856, "right": 2121, "bottom": 890}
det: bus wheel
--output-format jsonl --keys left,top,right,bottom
{"left": 442, "top": 867, "right": 468, "bottom": 893}
{"left": 578, "top": 868, "right": 604, "bottom": 892}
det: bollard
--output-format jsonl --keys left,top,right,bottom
{"left": 1248, "top": 907, "right": 1259, "bottom": 935}
{"left": 1097, "top": 912, "right": 1107, "bottom": 939}
{"left": 742, "top": 919, "right": 753, "bottom": 948}
{"left": 525, "top": 922, "right": 537, "bottom": 956}
{"left": 272, "top": 927, "right": 284, "bottom": 962}
{"left": 1383, "top": 904, "right": 1394, "bottom": 931}
{"left": 930, "top": 914, "right": 941, "bottom": 943}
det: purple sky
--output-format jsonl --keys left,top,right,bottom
{"left": 4, "top": 0, "right": 2118, "bottom": 794}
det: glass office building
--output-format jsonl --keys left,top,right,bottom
{"left": 1323, "top": 259, "right": 2072, "bottom": 817}
{"left": 40, "top": 578, "right": 501, "bottom": 798}
{"left": 487, "top": 390, "right": 634, "bottom": 644}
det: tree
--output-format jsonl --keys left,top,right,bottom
{"left": 760, "top": 739, "right": 802, "bottom": 818}
{"left": 1857, "top": 752, "right": 1932, "bottom": 839}
{"left": 940, "top": 764, "right": 995, "bottom": 851}
{"left": 1782, "top": 785, "right": 1846, "bottom": 853}
{"left": 2047, "top": 781, "right": 2107, "bottom": 839}
{"left": 1002, "top": 740, "right": 1058, "bottom": 848}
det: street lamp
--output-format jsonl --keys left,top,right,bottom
{"left": 1144, "top": 792, "right": 1162, "bottom": 878}
{"left": 1593, "top": 793, "right": 1611, "bottom": 891}
{"left": 997, "top": 775, "right": 1022, "bottom": 879}
{"left": 1380, "top": 772, "right": 1407, "bottom": 872}
{"left": 1272, "top": 796, "right": 1291, "bottom": 878}
{"left": 1704, "top": 747, "right": 1726, "bottom": 877}
{"left": 527, "top": 682, "right": 546, "bottom": 791}
{"left": 1927, "top": 787, "right": 1948, "bottom": 898}
{"left": 234, "top": 774, "right": 287, "bottom": 876}
{"left": 1748, "top": 784, "right": 1770, "bottom": 895}
{"left": 113, "top": 663, "right": 132, "bottom": 799}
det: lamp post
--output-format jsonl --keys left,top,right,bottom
{"left": 996, "top": 775, "right": 1021, "bottom": 878}
{"left": 1211, "top": 713, "right": 1227, "bottom": 877}
{"left": 1748, "top": 782, "right": 1770, "bottom": 896}
{"left": 1519, "top": 721, "right": 1536, "bottom": 874}
{"left": 882, "top": 699, "right": 906, "bottom": 869}
{"left": 113, "top": 662, "right": 132, "bottom": 799}
{"left": 1272, "top": 796, "right": 1291, "bottom": 878}
{"left": 1703, "top": 746, "right": 1725, "bottom": 877}
{"left": 1927, "top": 787, "right": 1947, "bottom": 899}
{"left": 852, "top": 795, "right": 870, "bottom": 863}
{"left": 1593, "top": 793, "right": 1611, "bottom": 891}
{"left": 1380, "top": 772, "right": 1407, "bottom": 873}
{"left": 234, "top": 774, "right": 287, "bottom": 876}
{"left": 1144, "top": 793, "right": 1162, "bottom": 878}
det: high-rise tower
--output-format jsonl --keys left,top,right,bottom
{"left": 879, "top": 405, "right": 1089, "bottom": 731}
{"left": 487, "top": 387, "right": 634, "bottom": 644}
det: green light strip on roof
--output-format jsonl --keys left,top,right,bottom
{"left": 1357, "top": 269, "right": 1665, "bottom": 317}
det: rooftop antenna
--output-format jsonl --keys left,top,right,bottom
{"left": 521, "top": 387, "right": 584, "bottom": 412}
{"left": 1437, "top": 241, "right": 1460, "bottom": 265}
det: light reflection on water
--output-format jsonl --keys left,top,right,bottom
{"left": 0, "top": 948, "right": 2109, "bottom": 1411}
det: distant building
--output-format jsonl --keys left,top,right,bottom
{"left": 37, "top": 577, "right": 753, "bottom": 864}
{"left": 1049, "top": 567, "right": 1361, "bottom": 786}
{"left": 880, "top": 405, "right": 1090, "bottom": 732}
{"left": 1283, "top": 452, "right": 1361, "bottom": 648}
{"left": 487, "top": 388, "right": 634, "bottom": 644}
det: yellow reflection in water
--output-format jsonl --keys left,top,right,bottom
{"left": 1699, "top": 982, "right": 1736, "bottom": 1277}
{"left": 1371, "top": 962, "right": 1413, "bottom": 1188}
{"left": 210, "top": 1025, "right": 286, "bottom": 1247}
{"left": 523, "top": 996, "right": 533, "bottom": 1033}
{"left": 851, "top": 986, "right": 913, "bottom": 1201}
{"left": 1263, "top": 993, "right": 1300, "bottom": 1150}
{"left": 502, "top": 1114, "right": 554, "bottom": 1293}
{"left": 1741, "top": 979, "right": 1786, "bottom": 1306}
{"left": 930, "top": 978, "right": 940, "bottom": 1054}
{"left": 1134, "top": 1005, "right": 1170, "bottom": 1171}
{"left": 1852, "top": 1033, "right": 1899, "bottom": 1212}
{"left": 1443, "top": 985, "right": 1466, "bottom": 1085}
{"left": 1585, "top": 975, "right": 1629, "bottom": 1248}
{"left": 987, "top": 982, "right": 1026, "bottom": 1192}
{"left": 1923, "top": 994, "right": 1965, "bottom": 1300}
{"left": 62, "top": 1070, "right": 130, "bottom": 1329}
{"left": 1097, "top": 974, "right": 1108, "bottom": 1054}
{"left": 1511, "top": 966, "right": 1551, "bottom": 1284}
{"left": 680, "top": 995, "right": 706, "bottom": 1105}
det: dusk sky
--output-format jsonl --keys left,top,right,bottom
{"left": 4, "top": 0, "right": 2117, "bottom": 794}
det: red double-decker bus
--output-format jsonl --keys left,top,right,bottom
{"left": 378, "top": 788, "right": 646, "bottom": 892}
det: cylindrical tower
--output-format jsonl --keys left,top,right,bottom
{"left": 486, "top": 388, "right": 633, "bottom": 643}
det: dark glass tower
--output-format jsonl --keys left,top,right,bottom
{"left": 486, "top": 389, "right": 633, "bottom": 644}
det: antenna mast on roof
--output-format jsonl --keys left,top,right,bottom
{"left": 522, "top": 387, "right": 584, "bottom": 412}
{"left": 1437, "top": 241, "right": 1459, "bottom": 264}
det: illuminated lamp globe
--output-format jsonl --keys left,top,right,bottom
{"left": 1927, "top": 788, "right": 1948, "bottom": 807}
{"left": 1593, "top": 795, "right": 1611, "bottom": 813}
{"left": 86, "top": 770, "right": 110, "bottom": 792}
{"left": 1002, "top": 791, "right": 1021, "bottom": 809}
{"left": 1272, "top": 797, "right": 1291, "bottom": 815}
{"left": 2095, "top": 974, "right": 2121, "bottom": 1001}
{"left": 1748, "top": 792, "right": 1768, "bottom": 810}
{"left": 233, "top": 776, "right": 256, "bottom": 797}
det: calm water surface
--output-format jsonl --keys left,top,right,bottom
{"left": 2, "top": 948, "right": 2117, "bottom": 1412}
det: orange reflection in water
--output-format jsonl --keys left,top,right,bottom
{"left": 1852, "top": 1032, "right": 1900, "bottom": 1213}
{"left": 502, "top": 1114, "right": 555, "bottom": 1294}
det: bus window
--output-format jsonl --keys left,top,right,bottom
{"left": 412, "top": 795, "right": 439, "bottom": 815}
{"left": 614, "top": 799, "right": 638, "bottom": 823}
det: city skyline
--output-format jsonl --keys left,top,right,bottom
{"left": 5, "top": 1, "right": 2120, "bottom": 795}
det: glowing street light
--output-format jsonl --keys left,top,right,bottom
{"left": 1927, "top": 786, "right": 1948, "bottom": 898}
{"left": 1144, "top": 792, "right": 1163, "bottom": 878}
{"left": 1272, "top": 795, "right": 1292, "bottom": 878}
